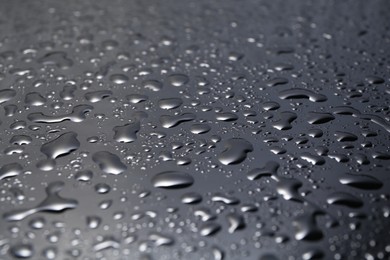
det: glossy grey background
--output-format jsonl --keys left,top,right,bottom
{"left": 0, "top": 0, "right": 389, "bottom": 259}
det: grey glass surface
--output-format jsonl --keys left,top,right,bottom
{"left": 0, "top": 0, "right": 389, "bottom": 259}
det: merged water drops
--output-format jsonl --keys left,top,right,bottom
{"left": 3, "top": 181, "right": 78, "bottom": 221}
{"left": 28, "top": 104, "right": 93, "bottom": 123}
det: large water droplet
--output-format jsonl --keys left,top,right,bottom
{"left": 152, "top": 171, "right": 194, "bottom": 189}
{"left": 92, "top": 151, "right": 127, "bottom": 175}
{"left": 218, "top": 138, "right": 253, "bottom": 165}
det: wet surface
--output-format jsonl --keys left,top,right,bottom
{"left": 0, "top": 0, "right": 390, "bottom": 259}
